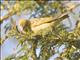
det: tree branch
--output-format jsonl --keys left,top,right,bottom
{"left": 0, "top": 1, "right": 30, "bottom": 23}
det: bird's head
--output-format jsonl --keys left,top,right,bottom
{"left": 18, "top": 19, "right": 31, "bottom": 34}
{"left": 19, "top": 19, "right": 27, "bottom": 27}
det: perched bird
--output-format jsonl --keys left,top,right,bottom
{"left": 18, "top": 17, "right": 53, "bottom": 34}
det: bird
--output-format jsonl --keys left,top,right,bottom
{"left": 18, "top": 17, "right": 53, "bottom": 34}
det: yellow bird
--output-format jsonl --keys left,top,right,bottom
{"left": 18, "top": 17, "right": 53, "bottom": 34}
